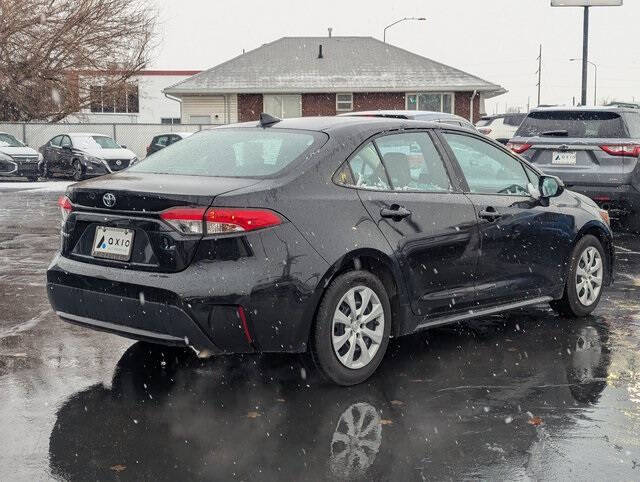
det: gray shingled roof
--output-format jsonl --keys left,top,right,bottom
{"left": 164, "top": 36, "right": 505, "bottom": 97}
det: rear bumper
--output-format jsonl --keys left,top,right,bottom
{"left": 568, "top": 184, "right": 640, "bottom": 215}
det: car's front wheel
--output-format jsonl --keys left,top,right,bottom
{"left": 311, "top": 270, "right": 391, "bottom": 386}
{"left": 72, "top": 160, "right": 84, "bottom": 181}
{"left": 551, "top": 234, "right": 606, "bottom": 317}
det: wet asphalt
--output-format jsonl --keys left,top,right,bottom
{"left": 1, "top": 180, "right": 640, "bottom": 481}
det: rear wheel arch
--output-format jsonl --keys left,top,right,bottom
{"left": 308, "top": 249, "right": 407, "bottom": 342}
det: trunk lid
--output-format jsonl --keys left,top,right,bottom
{"left": 519, "top": 137, "right": 637, "bottom": 187}
{"left": 63, "top": 173, "right": 262, "bottom": 272}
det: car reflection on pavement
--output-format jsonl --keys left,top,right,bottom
{"left": 49, "top": 311, "right": 611, "bottom": 481}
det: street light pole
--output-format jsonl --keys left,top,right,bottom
{"left": 581, "top": 6, "right": 590, "bottom": 106}
{"left": 383, "top": 17, "right": 426, "bottom": 43}
{"left": 570, "top": 58, "right": 597, "bottom": 105}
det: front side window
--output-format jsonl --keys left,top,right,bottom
{"left": 50, "top": 136, "right": 62, "bottom": 147}
{"left": 406, "top": 93, "right": 454, "bottom": 113}
{"left": 443, "top": 133, "right": 530, "bottom": 196}
{"left": 129, "top": 128, "right": 321, "bottom": 177}
{"left": 346, "top": 142, "right": 390, "bottom": 190}
{"left": 263, "top": 95, "right": 302, "bottom": 119}
{"left": 375, "top": 132, "right": 451, "bottom": 192}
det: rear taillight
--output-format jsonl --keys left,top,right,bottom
{"left": 146, "top": 145, "right": 151, "bottom": 154}
{"left": 204, "top": 208, "right": 282, "bottom": 234}
{"left": 160, "top": 207, "right": 207, "bottom": 235}
{"left": 57, "top": 195, "right": 73, "bottom": 223}
{"left": 160, "top": 206, "right": 282, "bottom": 235}
{"left": 600, "top": 144, "right": 640, "bottom": 157}
{"left": 506, "top": 142, "right": 532, "bottom": 154}
{"left": 478, "top": 127, "right": 492, "bottom": 135}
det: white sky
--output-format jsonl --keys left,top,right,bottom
{"left": 151, "top": 0, "right": 639, "bottom": 114}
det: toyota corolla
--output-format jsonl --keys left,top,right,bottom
{"left": 47, "top": 115, "right": 614, "bottom": 385}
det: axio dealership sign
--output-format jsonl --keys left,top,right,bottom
{"left": 551, "top": 0, "right": 622, "bottom": 5}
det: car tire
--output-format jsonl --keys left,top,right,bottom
{"left": 42, "top": 161, "right": 51, "bottom": 179}
{"left": 72, "top": 160, "right": 84, "bottom": 181}
{"left": 550, "top": 234, "right": 606, "bottom": 318}
{"left": 311, "top": 270, "right": 391, "bottom": 386}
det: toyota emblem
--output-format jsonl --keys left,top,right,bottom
{"left": 103, "top": 192, "right": 116, "bottom": 207}
{"left": 116, "top": 160, "right": 122, "bottom": 166}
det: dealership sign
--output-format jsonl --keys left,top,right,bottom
{"left": 551, "top": 0, "right": 622, "bottom": 5}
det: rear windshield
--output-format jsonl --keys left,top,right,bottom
{"left": 129, "top": 128, "right": 322, "bottom": 177}
{"left": 515, "top": 111, "right": 628, "bottom": 138}
{"left": 622, "top": 112, "right": 640, "bottom": 138}
{"left": 476, "top": 118, "right": 492, "bottom": 127}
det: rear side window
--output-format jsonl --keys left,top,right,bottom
{"left": 515, "top": 111, "right": 628, "bottom": 138}
{"left": 346, "top": 142, "right": 391, "bottom": 190}
{"left": 476, "top": 118, "right": 493, "bottom": 127}
{"left": 129, "top": 128, "right": 322, "bottom": 177}
{"left": 375, "top": 132, "right": 451, "bottom": 192}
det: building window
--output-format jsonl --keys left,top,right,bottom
{"left": 406, "top": 93, "right": 454, "bottom": 113}
{"left": 263, "top": 94, "right": 301, "bottom": 118}
{"left": 189, "top": 115, "right": 211, "bottom": 124}
{"left": 336, "top": 93, "right": 353, "bottom": 111}
{"left": 161, "top": 117, "right": 181, "bottom": 124}
{"left": 90, "top": 84, "right": 139, "bottom": 114}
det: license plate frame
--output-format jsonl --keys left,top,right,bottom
{"left": 91, "top": 226, "right": 134, "bottom": 261}
{"left": 551, "top": 151, "right": 577, "bottom": 165}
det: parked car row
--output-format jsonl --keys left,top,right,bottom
{"left": 0, "top": 131, "right": 192, "bottom": 182}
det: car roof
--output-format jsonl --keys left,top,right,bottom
{"left": 222, "top": 115, "right": 472, "bottom": 136}
{"left": 529, "top": 106, "right": 639, "bottom": 114}
{"left": 154, "top": 132, "right": 194, "bottom": 137}
{"left": 480, "top": 113, "right": 527, "bottom": 119}
{"left": 66, "top": 132, "right": 112, "bottom": 138}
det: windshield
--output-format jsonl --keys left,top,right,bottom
{"left": 129, "top": 128, "right": 322, "bottom": 177}
{"left": 74, "top": 136, "right": 121, "bottom": 150}
{"left": 0, "top": 133, "right": 25, "bottom": 147}
{"left": 515, "top": 111, "right": 628, "bottom": 138}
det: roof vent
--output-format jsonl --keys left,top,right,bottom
{"left": 328, "top": 27, "right": 333, "bottom": 38}
{"left": 318, "top": 44, "right": 323, "bottom": 59}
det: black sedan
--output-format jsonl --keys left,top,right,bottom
{"left": 39, "top": 132, "right": 138, "bottom": 181}
{"left": 46, "top": 115, "right": 614, "bottom": 385}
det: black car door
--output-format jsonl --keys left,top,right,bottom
{"left": 350, "top": 130, "right": 480, "bottom": 318}
{"left": 46, "top": 135, "right": 62, "bottom": 174}
{"left": 439, "top": 130, "right": 570, "bottom": 307}
{"left": 59, "top": 135, "right": 73, "bottom": 175}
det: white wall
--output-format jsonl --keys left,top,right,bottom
{"left": 71, "top": 74, "right": 192, "bottom": 124}
{"left": 181, "top": 95, "right": 238, "bottom": 124}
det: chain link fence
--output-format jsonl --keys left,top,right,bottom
{"left": 0, "top": 122, "right": 224, "bottom": 160}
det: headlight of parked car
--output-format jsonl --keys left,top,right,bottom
{"left": 38, "top": 152, "right": 43, "bottom": 162}
{"left": 82, "top": 154, "right": 104, "bottom": 165}
{"left": 130, "top": 157, "right": 139, "bottom": 165}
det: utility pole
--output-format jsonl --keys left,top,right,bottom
{"left": 536, "top": 45, "right": 542, "bottom": 106}
{"left": 581, "top": 6, "right": 589, "bottom": 105}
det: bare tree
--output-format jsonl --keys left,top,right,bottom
{"left": 0, "top": 0, "right": 156, "bottom": 121}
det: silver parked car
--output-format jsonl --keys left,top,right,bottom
{"left": 508, "top": 107, "right": 640, "bottom": 230}
{"left": 338, "top": 110, "right": 478, "bottom": 131}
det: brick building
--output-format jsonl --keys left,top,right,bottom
{"left": 163, "top": 36, "right": 504, "bottom": 125}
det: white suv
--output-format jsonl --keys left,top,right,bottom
{"left": 476, "top": 113, "right": 527, "bottom": 145}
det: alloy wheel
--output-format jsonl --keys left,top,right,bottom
{"left": 331, "top": 286, "right": 385, "bottom": 370}
{"left": 575, "top": 246, "right": 603, "bottom": 306}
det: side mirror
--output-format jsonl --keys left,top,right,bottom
{"left": 539, "top": 175, "right": 564, "bottom": 198}
{"left": 120, "top": 145, "right": 127, "bottom": 149}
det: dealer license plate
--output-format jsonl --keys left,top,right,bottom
{"left": 91, "top": 226, "right": 134, "bottom": 261}
{"left": 552, "top": 151, "right": 577, "bottom": 165}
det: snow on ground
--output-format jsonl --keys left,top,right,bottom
{"left": 0, "top": 180, "right": 72, "bottom": 193}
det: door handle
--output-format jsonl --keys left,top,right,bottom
{"left": 479, "top": 207, "right": 502, "bottom": 221}
{"left": 380, "top": 205, "right": 412, "bottom": 221}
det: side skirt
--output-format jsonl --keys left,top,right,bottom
{"left": 413, "top": 296, "right": 553, "bottom": 332}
